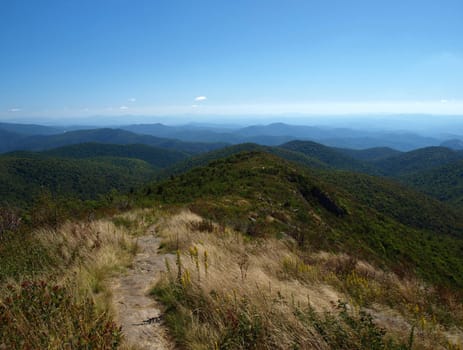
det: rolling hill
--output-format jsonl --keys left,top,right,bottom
{"left": 441, "top": 139, "right": 463, "bottom": 150}
{"left": 279, "top": 140, "right": 378, "bottom": 173}
{"left": 335, "top": 146, "right": 402, "bottom": 161}
{"left": 0, "top": 122, "right": 62, "bottom": 135}
{"left": 142, "top": 151, "right": 463, "bottom": 289}
{"left": 122, "top": 122, "right": 443, "bottom": 150}
{"left": 158, "top": 143, "right": 329, "bottom": 179}
{"left": 0, "top": 129, "right": 23, "bottom": 153}
{"left": 0, "top": 128, "right": 228, "bottom": 155}
{"left": 372, "top": 146, "right": 463, "bottom": 176}
{"left": 402, "top": 159, "right": 463, "bottom": 208}
{"left": 0, "top": 152, "right": 156, "bottom": 207}
{"left": 42, "top": 142, "right": 189, "bottom": 169}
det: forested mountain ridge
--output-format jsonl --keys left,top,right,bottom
{"left": 42, "top": 142, "right": 189, "bottom": 168}
{"left": 0, "top": 152, "right": 155, "bottom": 207}
{"left": 372, "top": 146, "right": 463, "bottom": 176}
{"left": 403, "top": 160, "right": 463, "bottom": 207}
{"left": 0, "top": 127, "right": 228, "bottom": 154}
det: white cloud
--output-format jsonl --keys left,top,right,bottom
{"left": 128, "top": 97, "right": 136, "bottom": 103}
{"left": 440, "top": 99, "right": 449, "bottom": 103}
{"left": 120, "top": 105, "right": 129, "bottom": 110}
{"left": 8, "top": 108, "right": 21, "bottom": 112}
{"left": 194, "top": 96, "right": 207, "bottom": 102}
{"left": 191, "top": 104, "right": 199, "bottom": 108}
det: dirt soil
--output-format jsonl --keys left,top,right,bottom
{"left": 111, "top": 227, "right": 175, "bottom": 350}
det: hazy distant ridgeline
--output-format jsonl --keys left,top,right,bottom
{"left": 2, "top": 121, "right": 463, "bottom": 153}
{"left": 0, "top": 127, "right": 227, "bottom": 154}
{"left": 121, "top": 122, "right": 447, "bottom": 150}
{"left": 0, "top": 122, "right": 63, "bottom": 135}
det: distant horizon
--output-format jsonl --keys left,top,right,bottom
{"left": 3, "top": 100, "right": 463, "bottom": 121}
{"left": 2, "top": 113, "right": 463, "bottom": 138}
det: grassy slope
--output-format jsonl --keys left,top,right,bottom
{"left": 0, "top": 208, "right": 157, "bottom": 348}
{"left": 142, "top": 151, "right": 463, "bottom": 289}
{"left": 153, "top": 211, "right": 463, "bottom": 349}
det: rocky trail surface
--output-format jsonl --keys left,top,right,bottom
{"left": 111, "top": 228, "right": 175, "bottom": 350}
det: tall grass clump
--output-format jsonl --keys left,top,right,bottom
{"left": 0, "top": 209, "right": 155, "bottom": 349}
{"left": 0, "top": 281, "right": 121, "bottom": 349}
{"left": 152, "top": 211, "right": 418, "bottom": 350}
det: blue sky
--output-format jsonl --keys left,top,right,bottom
{"left": 1, "top": 0, "right": 463, "bottom": 120}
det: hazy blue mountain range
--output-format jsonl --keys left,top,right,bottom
{"left": 0, "top": 129, "right": 23, "bottom": 153}
{"left": 0, "top": 122, "right": 62, "bottom": 135}
{"left": 121, "top": 122, "right": 445, "bottom": 150}
{"left": 0, "top": 127, "right": 227, "bottom": 155}
{"left": 2, "top": 121, "right": 463, "bottom": 152}
{"left": 441, "top": 139, "right": 463, "bottom": 150}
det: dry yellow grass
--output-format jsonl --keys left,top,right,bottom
{"left": 37, "top": 218, "right": 136, "bottom": 305}
{"left": 157, "top": 211, "right": 341, "bottom": 311}
{"left": 153, "top": 210, "right": 463, "bottom": 350}
{"left": 3, "top": 207, "right": 461, "bottom": 349}
{"left": 0, "top": 208, "right": 160, "bottom": 349}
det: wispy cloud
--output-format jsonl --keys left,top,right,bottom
{"left": 8, "top": 108, "right": 21, "bottom": 112}
{"left": 194, "top": 96, "right": 207, "bottom": 102}
{"left": 120, "top": 105, "right": 129, "bottom": 110}
{"left": 191, "top": 104, "right": 199, "bottom": 108}
{"left": 128, "top": 97, "right": 136, "bottom": 103}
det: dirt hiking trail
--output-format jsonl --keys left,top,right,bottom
{"left": 111, "top": 227, "right": 175, "bottom": 350}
